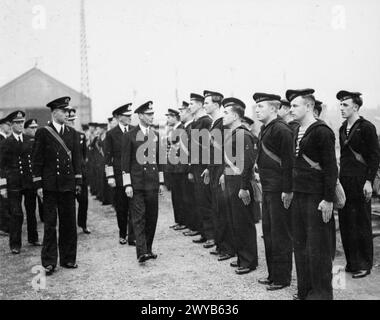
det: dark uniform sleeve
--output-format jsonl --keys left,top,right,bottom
{"left": 104, "top": 131, "right": 114, "bottom": 180}
{"left": 276, "top": 125, "right": 294, "bottom": 193}
{"left": 318, "top": 127, "right": 338, "bottom": 202}
{"left": 0, "top": 139, "right": 9, "bottom": 190}
{"left": 362, "top": 122, "right": 380, "bottom": 183}
{"left": 157, "top": 132, "right": 165, "bottom": 184}
{"left": 240, "top": 131, "right": 255, "bottom": 190}
{"left": 32, "top": 128, "right": 45, "bottom": 190}
{"left": 121, "top": 131, "right": 132, "bottom": 187}
{"left": 73, "top": 129, "right": 82, "bottom": 186}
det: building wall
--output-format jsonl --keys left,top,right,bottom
{"left": 0, "top": 69, "right": 91, "bottom": 129}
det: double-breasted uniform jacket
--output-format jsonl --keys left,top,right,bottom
{"left": 339, "top": 117, "right": 380, "bottom": 183}
{"left": 257, "top": 117, "right": 294, "bottom": 193}
{"left": 121, "top": 125, "right": 164, "bottom": 191}
{"left": 104, "top": 125, "right": 134, "bottom": 187}
{"left": 292, "top": 120, "right": 338, "bottom": 202}
{"left": 166, "top": 122, "right": 188, "bottom": 174}
{"left": 0, "top": 134, "right": 35, "bottom": 191}
{"left": 32, "top": 122, "right": 82, "bottom": 192}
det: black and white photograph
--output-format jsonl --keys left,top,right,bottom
{"left": 1, "top": 0, "right": 380, "bottom": 306}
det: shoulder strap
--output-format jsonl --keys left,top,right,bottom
{"left": 261, "top": 142, "right": 282, "bottom": 166}
{"left": 343, "top": 121, "right": 367, "bottom": 166}
{"left": 301, "top": 153, "right": 322, "bottom": 171}
{"left": 44, "top": 126, "right": 72, "bottom": 160}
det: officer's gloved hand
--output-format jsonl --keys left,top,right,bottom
{"left": 76, "top": 185, "right": 82, "bottom": 195}
{"left": 219, "top": 174, "right": 225, "bottom": 191}
{"left": 108, "top": 178, "right": 116, "bottom": 188}
{"left": 37, "top": 188, "right": 43, "bottom": 201}
{"left": 0, "top": 188, "right": 7, "bottom": 199}
{"left": 159, "top": 184, "right": 166, "bottom": 195}
{"left": 238, "top": 189, "right": 251, "bottom": 206}
{"left": 188, "top": 173, "right": 194, "bottom": 182}
{"left": 281, "top": 192, "right": 293, "bottom": 209}
{"left": 125, "top": 186, "right": 133, "bottom": 198}
{"left": 318, "top": 200, "right": 333, "bottom": 223}
{"left": 201, "top": 169, "right": 210, "bottom": 185}
{"left": 363, "top": 180, "right": 373, "bottom": 202}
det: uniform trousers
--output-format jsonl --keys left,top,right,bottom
{"left": 77, "top": 180, "right": 89, "bottom": 229}
{"left": 339, "top": 176, "right": 373, "bottom": 272}
{"left": 113, "top": 186, "right": 134, "bottom": 240}
{"left": 292, "top": 192, "right": 335, "bottom": 300}
{"left": 9, "top": 189, "right": 39, "bottom": 250}
{"left": 130, "top": 189, "right": 158, "bottom": 258}
{"left": 41, "top": 191, "right": 77, "bottom": 267}
{"left": 262, "top": 191, "right": 292, "bottom": 285}
{"left": 170, "top": 173, "right": 186, "bottom": 226}
{"left": 210, "top": 166, "right": 235, "bottom": 256}
{"left": 225, "top": 175, "right": 258, "bottom": 269}
{"left": 193, "top": 165, "right": 214, "bottom": 240}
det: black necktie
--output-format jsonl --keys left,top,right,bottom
{"left": 124, "top": 127, "right": 127, "bottom": 133}
{"left": 60, "top": 127, "right": 64, "bottom": 136}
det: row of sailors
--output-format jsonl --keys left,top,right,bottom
{"left": 161, "top": 88, "right": 380, "bottom": 300}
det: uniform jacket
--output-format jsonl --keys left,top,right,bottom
{"left": 257, "top": 117, "right": 294, "bottom": 193}
{"left": 121, "top": 125, "right": 163, "bottom": 191}
{"left": 32, "top": 122, "right": 82, "bottom": 192}
{"left": 292, "top": 120, "right": 338, "bottom": 202}
{"left": 166, "top": 122, "right": 188, "bottom": 174}
{"left": 0, "top": 134, "right": 35, "bottom": 191}
{"left": 339, "top": 117, "right": 380, "bottom": 183}
{"left": 0, "top": 134, "right": 7, "bottom": 189}
{"left": 224, "top": 126, "right": 256, "bottom": 190}
{"left": 78, "top": 131, "right": 87, "bottom": 180}
{"left": 104, "top": 125, "right": 134, "bottom": 187}
{"left": 189, "top": 115, "right": 212, "bottom": 172}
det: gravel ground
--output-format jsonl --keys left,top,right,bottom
{"left": 0, "top": 190, "right": 379, "bottom": 300}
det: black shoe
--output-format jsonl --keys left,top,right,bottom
{"left": 11, "top": 248, "right": 20, "bottom": 254}
{"left": 119, "top": 238, "right": 127, "bottom": 245}
{"left": 292, "top": 293, "right": 305, "bottom": 300}
{"left": 44, "top": 265, "right": 55, "bottom": 276}
{"left": 230, "top": 260, "right": 239, "bottom": 268}
{"left": 61, "top": 262, "right": 78, "bottom": 269}
{"left": 0, "top": 230, "right": 9, "bottom": 237}
{"left": 186, "top": 231, "right": 200, "bottom": 237}
{"left": 210, "top": 249, "right": 220, "bottom": 256}
{"left": 258, "top": 277, "right": 273, "bottom": 285}
{"left": 218, "top": 254, "right": 234, "bottom": 261}
{"left": 82, "top": 228, "right": 91, "bottom": 234}
{"left": 352, "top": 270, "right": 370, "bottom": 279}
{"left": 203, "top": 240, "right": 216, "bottom": 249}
{"left": 345, "top": 265, "right": 354, "bottom": 273}
{"left": 193, "top": 237, "right": 207, "bottom": 244}
{"left": 148, "top": 252, "right": 158, "bottom": 260}
{"left": 266, "top": 283, "right": 289, "bottom": 291}
{"left": 128, "top": 240, "right": 136, "bottom": 246}
{"left": 170, "top": 224, "right": 179, "bottom": 229}
{"left": 138, "top": 254, "right": 150, "bottom": 263}
{"left": 29, "top": 241, "right": 42, "bottom": 246}
{"left": 235, "top": 267, "right": 254, "bottom": 275}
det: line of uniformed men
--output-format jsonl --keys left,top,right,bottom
{"left": 163, "top": 89, "right": 380, "bottom": 300}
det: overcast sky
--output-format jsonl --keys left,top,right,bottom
{"left": 1, "top": 0, "right": 380, "bottom": 122}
